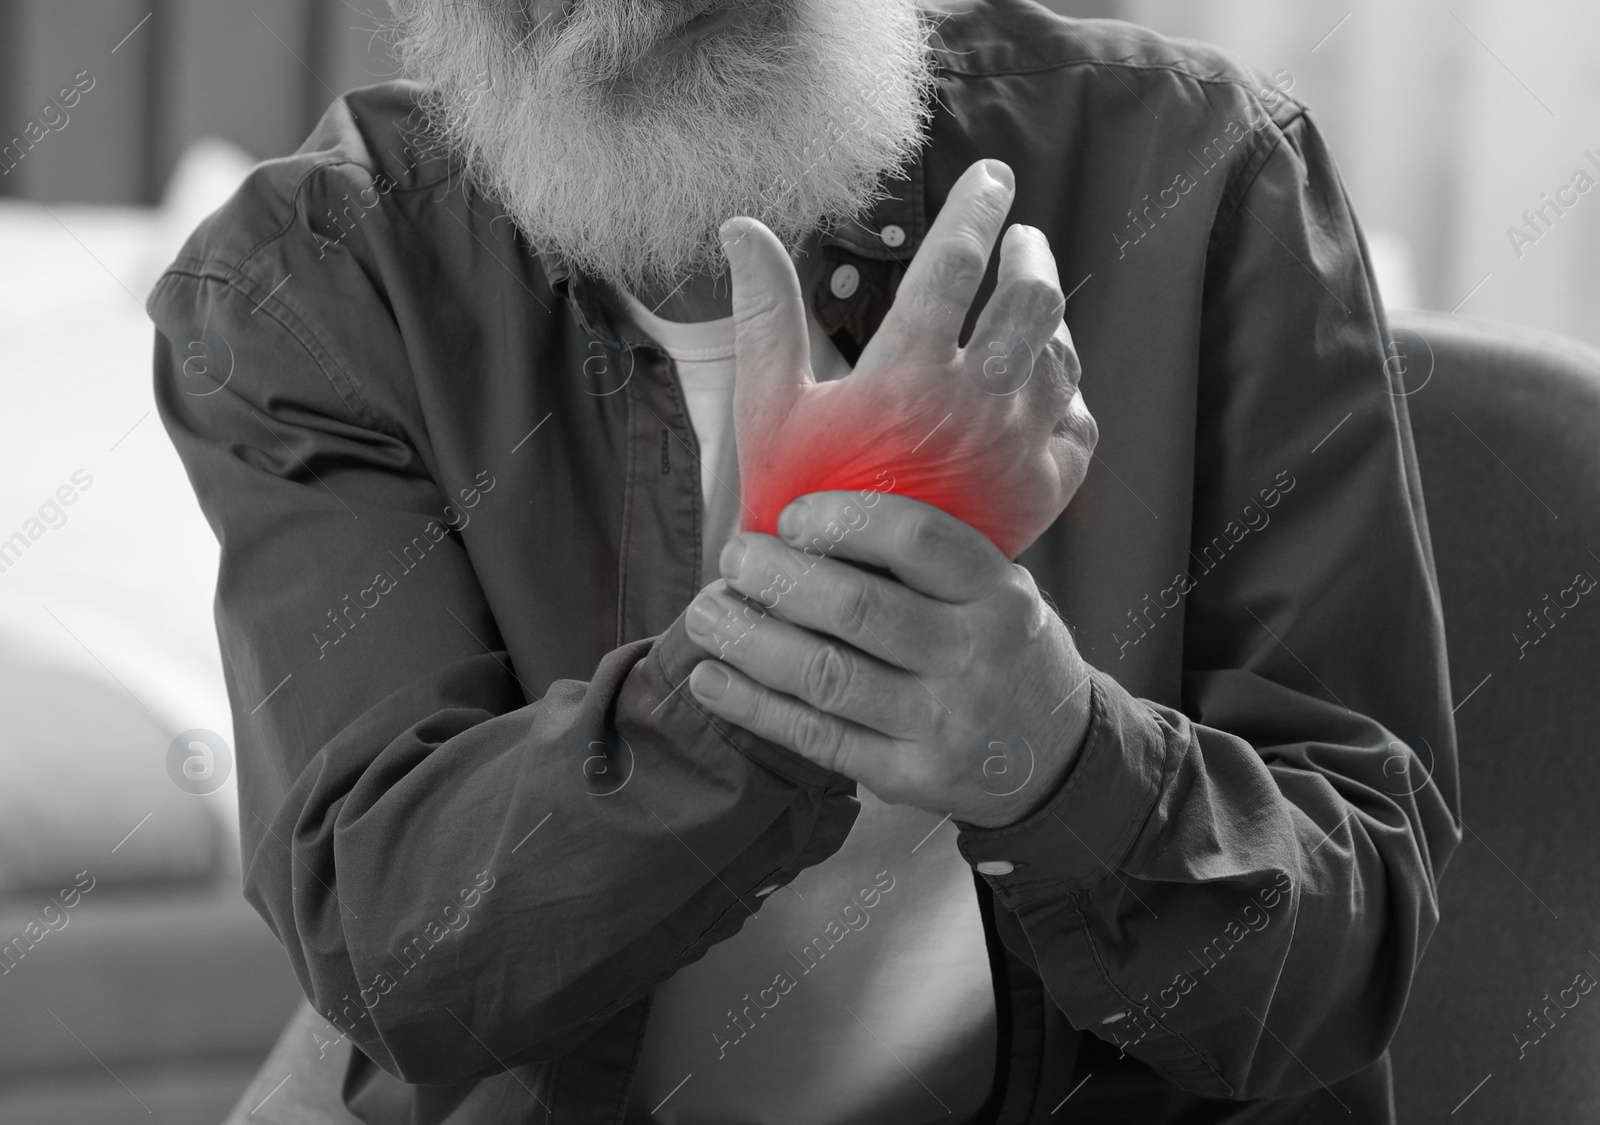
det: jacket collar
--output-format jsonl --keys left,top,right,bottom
{"left": 823, "top": 153, "right": 928, "bottom": 263}
{"left": 533, "top": 146, "right": 928, "bottom": 350}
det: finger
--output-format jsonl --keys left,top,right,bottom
{"left": 1050, "top": 387, "right": 1099, "bottom": 461}
{"left": 721, "top": 217, "right": 814, "bottom": 417}
{"left": 684, "top": 586, "right": 941, "bottom": 738}
{"left": 965, "top": 225, "right": 1067, "bottom": 398}
{"left": 1030, "top": 317, "right": 1084, "bottom": 425}
{"left": 862, "top": 160, "right": 1016, "bottom": 364}
{"left": 688, "top": 659, "right": 900, "bottom": 786}
{"left": 776, "top": 491, "right": 1008, "bottom": 604}
{"left": 717, "top": 533, "right": 963, "bottom": 673}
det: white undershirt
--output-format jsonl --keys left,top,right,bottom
{"left": 617, "top": 287, "right": 996, "bottom": 1125}
{"left": 616, "top": 288, "right": 859, "bottom": 584}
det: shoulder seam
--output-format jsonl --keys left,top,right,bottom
{"left": 933, "top": 52, "right": 1308, "bottom": 139}
{"left": 231, "top": 152, "right": 456, "bottom": 275}
{"left": 936, "top": 51, "right": 1290, "bottom": 99}
{"left": 1208, "top": 105, "right": 1307, "bottom": 261}
{"left": 155, "top": 265, "right": 390, "bottom": 437}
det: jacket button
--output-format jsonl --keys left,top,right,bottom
{"left": 830, "top": 264, "right": 861, "bottom": 299}
{"left": 976, "top": 860, "right": 1015, "bottom": 876}
{"left": 880, "top": 224, "right": 906, "bottom": 248}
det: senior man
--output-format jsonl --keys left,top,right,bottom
{"left": 150, "top": 0, "right": 1459, "bottom": 1122}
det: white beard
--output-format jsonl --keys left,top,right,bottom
{"left": 388, "top": 0, "right": 937, "bottom": 295}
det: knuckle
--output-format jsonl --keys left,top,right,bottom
{"left": 995, "top": 571, "right": 1035, "bottom": 625}
{"left": 731, "top": 291, "right": 789, "bottom": 340}
{"left": 897, "top": 512, "right": 936, "bottom": 559}
{"left": 995, "top": 570, "right": 1051, "bottom": 642}
{"left": 1038, "top": 340, "right": 1070, "bottom": 389}
{"left": 749, "top": 687, "right": 784, "bottom": 734}
{"left": 1069, "top": 396, "right": 1099, "bottom": 450}
{"left": 1012, "top": 562, "right": 1046, "bottom": 607}
{"left": 1024, "top": 328, "right": 1079, "bottom": 417}
{"left": 898, "top": 506, "right": 957, "bottom": 558}
{"left": 1054, "top": 324, "right": 1082, "bottom": 376}
{"left": 831, "top": 576, "right": 875, "bottom": 639}
{"left": 928, "top": 236, "right": 988, "bottom": 292}
{"left": 1007, "top": 275, "right": 1065, "bottom": 323}
{"left": 1040, "top": 325, "right": 1079, "bottom": 380}
{"left": 791, "top": 708, "right": 845, "bottom": 770}
{"left": 802, "top": 644, "right": 855, "bottom": 711}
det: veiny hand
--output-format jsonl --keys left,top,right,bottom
{"left": 684, "top": 492, "right": 1094, "bottom": 829}
{"left": 719, "top": 158, "right": 1097, "bottom": 562}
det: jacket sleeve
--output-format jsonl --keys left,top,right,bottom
{"left": 148, "top": 262, "right": 857, "bottom": 1086}
{"left": 955, "top": 107, "right": 1462, "bottom": 1099}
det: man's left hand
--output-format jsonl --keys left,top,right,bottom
{"left": 684, "top": 492, "right": 1094, "bottom": 829}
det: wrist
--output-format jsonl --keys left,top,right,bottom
{"left": 961, "top": 658, "right": 1095, "bottom": 830}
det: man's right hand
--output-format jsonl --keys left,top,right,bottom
{"left": 720, "top": 158, "right": 1097, "bottom": 562}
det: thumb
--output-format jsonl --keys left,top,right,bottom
{"left": 721, "top": 217, "right": 813, "bottom": 420}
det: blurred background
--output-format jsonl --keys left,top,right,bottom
{"left": 0, "top": 0, "right": 1595, "bottom": 1122}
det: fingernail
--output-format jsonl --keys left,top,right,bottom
{"left": 982, "top": 159, "right": 1015, "bottom": 191}
{"left": 686, "top": 596, "right": 721, "bottom": 635}
{"left": 719, "top": 537, "right": 747, "bottom": 581}
{"left": 777, "top": 500, "right": 807, "bottom": 542}
{"left": 694, "top": 662, "right": 730, "bottom": 701}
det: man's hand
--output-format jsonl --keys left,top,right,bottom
{"left": 719, "top": 158, "right": 1097, "bottom": 562}
{"left": 684, "top": 157, "right": 1103, "bottom": 827}
{"left": 684, "top": 493, "right": 1094, "bottom": 829}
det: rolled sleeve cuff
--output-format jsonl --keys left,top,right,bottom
{"left": 956, "top": 669, "right": 1170, "bottom": 905}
